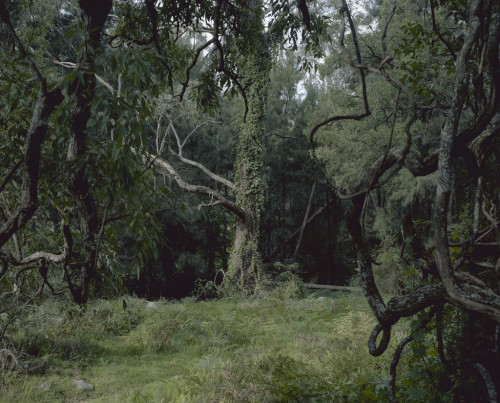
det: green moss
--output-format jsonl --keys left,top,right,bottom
{"left": 227, "top": 9, "right": 273, "bottom": 295}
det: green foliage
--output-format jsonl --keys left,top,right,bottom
{"left": 190, "top": 70, "right": 221, "bottom": 114}
{"left": 3, "top": 0, "right": 497, "bottom": 399}
{"left": 271, "top": 270, "right": 306, "bottom": 299}
{"left": 268, "top": 0, "right": 329, "bottom": 64}
{"left": 334, "top": 378, "right": 391, "bottom": 402}
{"left": 267, "top": 355, "right": 336, "bottom": 401}
{"left": 450, "top": 204, "right": 473, "bottom": 243}
{"left": 374, "top": 244, "right": 408, "bottom": 295}
{"left": 192, "top": 278, "right": 219, "bottom": 301}
{"left": 396, "top": 338, "right": 450, "bottom": 401}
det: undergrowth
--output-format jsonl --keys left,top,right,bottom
{"left": 1, "top": 290, "right": 401, "bottom": 402}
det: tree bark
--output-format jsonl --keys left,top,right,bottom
{"left": 0, "top": 3, "right": 63, "bottom": 249}
{"left": 66, "top": 0, "right": 112, "bottom": 304}
{"left": 226, "top": 1, "right": 271, "bottom": 293}
{"left": 0, "top": 90, "right": 62, "bottom": 249}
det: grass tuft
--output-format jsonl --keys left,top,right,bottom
{"left": 2, "top": 292, "right": 399, "bottom": 402}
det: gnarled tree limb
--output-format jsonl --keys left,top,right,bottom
{"left": 136, "top": 149, "right": 246, "bottom": 220}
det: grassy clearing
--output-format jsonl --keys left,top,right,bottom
{"left": 1, "top": 288, "right": 401, "bottom": 402}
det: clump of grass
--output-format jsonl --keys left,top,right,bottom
{"left": 2, "top": 292, "right": 399, "bottom": 402}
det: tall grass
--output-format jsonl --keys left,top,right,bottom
{"left": 1, "top": 289, "right": 398, "bottom": 402}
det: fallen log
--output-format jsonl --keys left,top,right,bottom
{"left": 304, "top": 283, "right": 359, "bottom": 292}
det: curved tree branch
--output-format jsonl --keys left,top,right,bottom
{"left": 430, "top": 0, "right": 457, "bottom": 60}
{"left": 2, "top": 221, "right": 72, "bottom": 266}
{"left": 165, "top": 111, "right": 235, "bottom": 189}
{"left": 0, "top": 1, "right": 47, "bottom": 94}
{"left": 473, "top": 362, "right": 498, "bottom": 402}
{"left": 389, "top": 335, "right": 413, "bottom": 403}
{"left": 433, "top": 0, "right": 500, "bottom": 323}
{"left": 137, "top": 149, "right": 245, "bottom": 220}
{"left": 389, "top": 305, "right": 441, "bottom": 402}
{"left": 0, "top": 3, "right": 63, "bottom": 250}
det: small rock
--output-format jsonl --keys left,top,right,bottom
{"left": 37, "top": 381, "right": 50, "bottom": 391}
{"left": 146, "top": 301, "right": 157, "bottom": 309}
{"left": 73, "top": 379, "right": 93, "bottom": 391}
{"left": 317, "top": 296, "right": 327, "bottom": 301}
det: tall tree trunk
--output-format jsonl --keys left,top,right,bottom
{"left": 226, "top": 2, "right": 271, "bottom": 293}
{"left": 66, "top": 0, "right": 112, "bottom": 304}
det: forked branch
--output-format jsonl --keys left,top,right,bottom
{"left": 163, "top": 110, "right": 235, "bottom": 189}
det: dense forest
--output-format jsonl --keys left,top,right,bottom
{"left": 1, "top": 0, "right": 500, "bottom": 401}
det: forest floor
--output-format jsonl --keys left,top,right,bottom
{"left": 1, "top": 286, "right": 406, "bottom": 402}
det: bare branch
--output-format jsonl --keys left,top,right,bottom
{"left": 57, "top": 57, "right": 236, "bottom": 194}
{"left": 0, "top": 259, "right": 7, "bottom": 281}
{"left": 135, "top": 148, "right": 245, "bottom": 220}
{"left": 3, "top": 221, "right": 72, "bottom": 266}
{"left": 263, "top": 196, "right": 336, "bottom": 262}
{"left": 338, "top": 2, "right": 417, "bottom": 151}
{"left": 0, "top": 87, "right": 63, "bottom": 249}
{"left": 456, "top": 12, "right": 500, "bottom": 146}
{"left": 292, "top": 180, "right": 316, "bottom": 260}
{"left": 435, "top": 305, "right": 450, "bottom": 369}
{"left": 389, "top": 306, "right": 438, "bottom": 402}
{"left": 179, "top": 38, "right": 216, "bottom": 101}
{"left": 303, "top": 283, "right": 358, "bottom": 292}
{"left": 308, "top": 0, "right": 371, "bottom": 193}
{"left": 165, "top": 112, "right": 235, "bottom": 189}
{"left": 212, "top": 0, "right": 249, "bottom": 121}
{"left": 173, "top": 153, "right": 234, "bottom": 189}
{"left": 53, "top": 60, "right": 117, "bottom": 95}
{"left": 0, "top": 4, "right": 63, "bottom": 249}
{"left": 360, "top": 88, "right": 400, "bottom": 254}
{"left": 330, "top": 147, "right": 438, "bottom": 200}
{"left": 389, "top": 335, "right": 413, "bottom": 403}
{"left": 430, "top": 0, "right": 457, "bottom": 60}
{"left": 380, "top": 3, "right": 396, "bottom": 60}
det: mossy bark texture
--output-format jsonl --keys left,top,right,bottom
{"left": 226, "top": 1, "right": 271, "bottom": 294}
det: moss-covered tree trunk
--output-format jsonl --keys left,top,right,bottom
{"left": 226, "top": 2, "right": 271, "bottom": 294}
